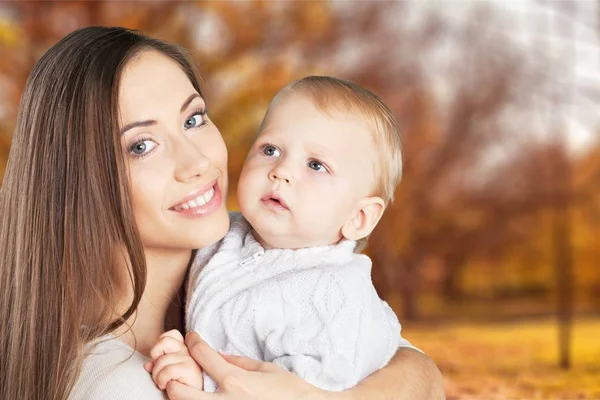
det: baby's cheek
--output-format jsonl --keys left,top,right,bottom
{"left": 302, "top": 204, "right": 337, "bottom": 232}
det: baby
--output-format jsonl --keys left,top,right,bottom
{"left": 146, "top": 76, "right": 415, "bottom": 392}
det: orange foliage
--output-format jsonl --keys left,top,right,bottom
{"left": 1, "top": 0, "right": 599, "bottom": 330}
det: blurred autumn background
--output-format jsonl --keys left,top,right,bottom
{"left": 1, "top": 1, "right": 599, "bottom": 399}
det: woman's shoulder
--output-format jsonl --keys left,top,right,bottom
{"left": 70, "top": 336, "right": 166, "bottom": 400}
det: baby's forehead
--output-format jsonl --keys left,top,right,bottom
{"left": 264, "top": 114, "right": 377, "bottom": 160}
{"left": 260, "top": 107, "right": 375, "bottom": 145}
{"left": 271, "top": 92, "right": 373, "bottom": 128}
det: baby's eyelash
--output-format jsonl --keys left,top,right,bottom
{"left": 309, "top": 159, "right": 331, "bottom": 173}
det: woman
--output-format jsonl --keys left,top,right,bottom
{"left": 0, "top": 26, "right": 443, "bottom": 400}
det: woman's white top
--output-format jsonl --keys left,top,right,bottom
{"left": 70, "top": 336, "right": 166, "bottom": 399}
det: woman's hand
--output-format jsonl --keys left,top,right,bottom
{"left": 165, "top": 332, "right": 331, "bottom": 400}
{"left": 165, "top": 332, "right": 444, "bottom": 400}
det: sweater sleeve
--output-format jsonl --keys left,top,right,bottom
{"left": 254, "top": 264, "right": 401, "bottom": 391}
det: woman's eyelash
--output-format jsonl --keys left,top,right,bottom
{"left": 188, "top": 108, "right": 208, "bottom": 124}
{"left": 128, "top": 136, "right": 155, "bottom": 159}
{"left": 191, "top": 107, "right": 207, "bottom": 116}
{"left": 182, "top": 107, "right": 209, "bottom": 130}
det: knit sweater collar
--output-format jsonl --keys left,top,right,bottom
{"left": 236, "top": 216, "right": 358, "bottom": 266}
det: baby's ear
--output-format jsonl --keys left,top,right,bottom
{"left": 341, "top": 197, "right": 385, "bottom": 241}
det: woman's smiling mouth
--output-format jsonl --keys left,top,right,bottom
{"left": 173, "top": 187, "right": 214, "bottom": 210}
{"left": 170, "top": 181, "right": 222, "bottom": 216}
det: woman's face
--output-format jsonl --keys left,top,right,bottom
{"left": 119, "top": 50, "right": 229, "bottom": 252}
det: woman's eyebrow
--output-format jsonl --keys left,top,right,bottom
{"left": 120, "top": 93, "right": 202, "bottom": 135}
{"left": 120, "top": 120, "right": 157, "bottom": 135}
{"left": 181, "top": 93, "right": 201, "bottom": 113}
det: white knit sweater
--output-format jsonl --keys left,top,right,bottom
{"left": 187, "top": 212, "right": 412, "bottom": 392}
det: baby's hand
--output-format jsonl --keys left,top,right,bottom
{"left": 143, "top": 329, "right": 204, "bottom": 391}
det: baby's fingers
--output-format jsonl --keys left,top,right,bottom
{"left": 150, "top": 335, "right": 187, "bottom": 360}
{"left": 155, "top": 361, "right": 192, "bottom": 390}
{"left": 152, "top": 353, "right": 188, "bottom": 388}
{"left": 144, "top": 361, "right": 154, "bottom": 372}
{"left": 159, "top": 329, "right": 185, "bottom": 342}
{"left": 152, "top": 353, "right": 203, "bottom": 391}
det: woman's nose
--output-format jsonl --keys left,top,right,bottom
{"left": 174, "top": 140, "right": 211, "bottom": 182}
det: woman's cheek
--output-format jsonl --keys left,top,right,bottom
{"left": 129, "top": 161, "right": 167, "bottom": 217}
{"left": 202, "top": 128, "right": 229, "bottom": 169}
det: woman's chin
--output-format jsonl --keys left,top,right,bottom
{"left": 143, "top": 205, "right": 230, "bottom": 251}
{"left": 188, "top": 206, "right": 230, "bottom": 248}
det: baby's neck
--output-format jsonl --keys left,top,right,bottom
{"left": 254, "top": 232, "right": 276, "bottom": 250}
{"left": 251, "top": 228, "right": 340, "bottom": 251}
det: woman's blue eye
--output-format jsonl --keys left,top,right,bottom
{"left": 308, "top": 160, "right": 326, "bottom": 172}
{"left": 184, "top": 111, "right": 207, "bottom": 130}
{"left": 130, "top": 139, "right": 157, "bottom": 156}
{"left": 262, "top": 145, "right": 281, "bottom": 157}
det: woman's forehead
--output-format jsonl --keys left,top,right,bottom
{"left": 118, "top": 50, "right": 200, "bottom": 121}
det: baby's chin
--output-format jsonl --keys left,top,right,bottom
{"left": 251, "top": 225, "right": 339, "bottom": 251}
{"left": 241, "top": 207, "right": 341, "bottom": 249}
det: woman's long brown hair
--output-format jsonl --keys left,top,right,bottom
{"left": 0, "top": 26, "right": 205, "bottom": 400}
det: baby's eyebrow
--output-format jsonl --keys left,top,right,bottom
{"left": 306, "top": 144, "right": 333, "bottom": 157}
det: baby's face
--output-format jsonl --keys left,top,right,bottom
{"left": 237, "top": 93, "right": 379, "bottom": 249}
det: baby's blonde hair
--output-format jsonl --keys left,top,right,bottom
{"left": 282, "top": 76, "right": 403, "bottom": 206}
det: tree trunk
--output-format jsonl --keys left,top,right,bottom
{"left": 553, "top": 155, "right": 574, "bottom": 370}
{"left": 442, "top": 253, "right": 466, "bottom": 300}
{"left": 398, "top": 259, "right": 421, "bottom": 321}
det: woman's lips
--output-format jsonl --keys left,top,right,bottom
{"left": 170, "top": 181, "right": 222, "bottom": 217}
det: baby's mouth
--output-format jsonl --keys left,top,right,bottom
{"left": 261, "top": 193, "right": 289, "bottom": 210}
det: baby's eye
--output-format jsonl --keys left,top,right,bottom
{"left": 129, "top": 139, "right": 158, "bottom": 157}
{"left": 308, "top": 160, "right": 327, "bottom": 172}
{"left": 184, "top": 110, "right": 207, "bottom": 130}
{"left": 261, "top": 145, "right": 281, "bottom": 157}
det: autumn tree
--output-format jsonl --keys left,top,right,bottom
{"left": 363, "top": 5, "right": 548, "bottom": 320}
